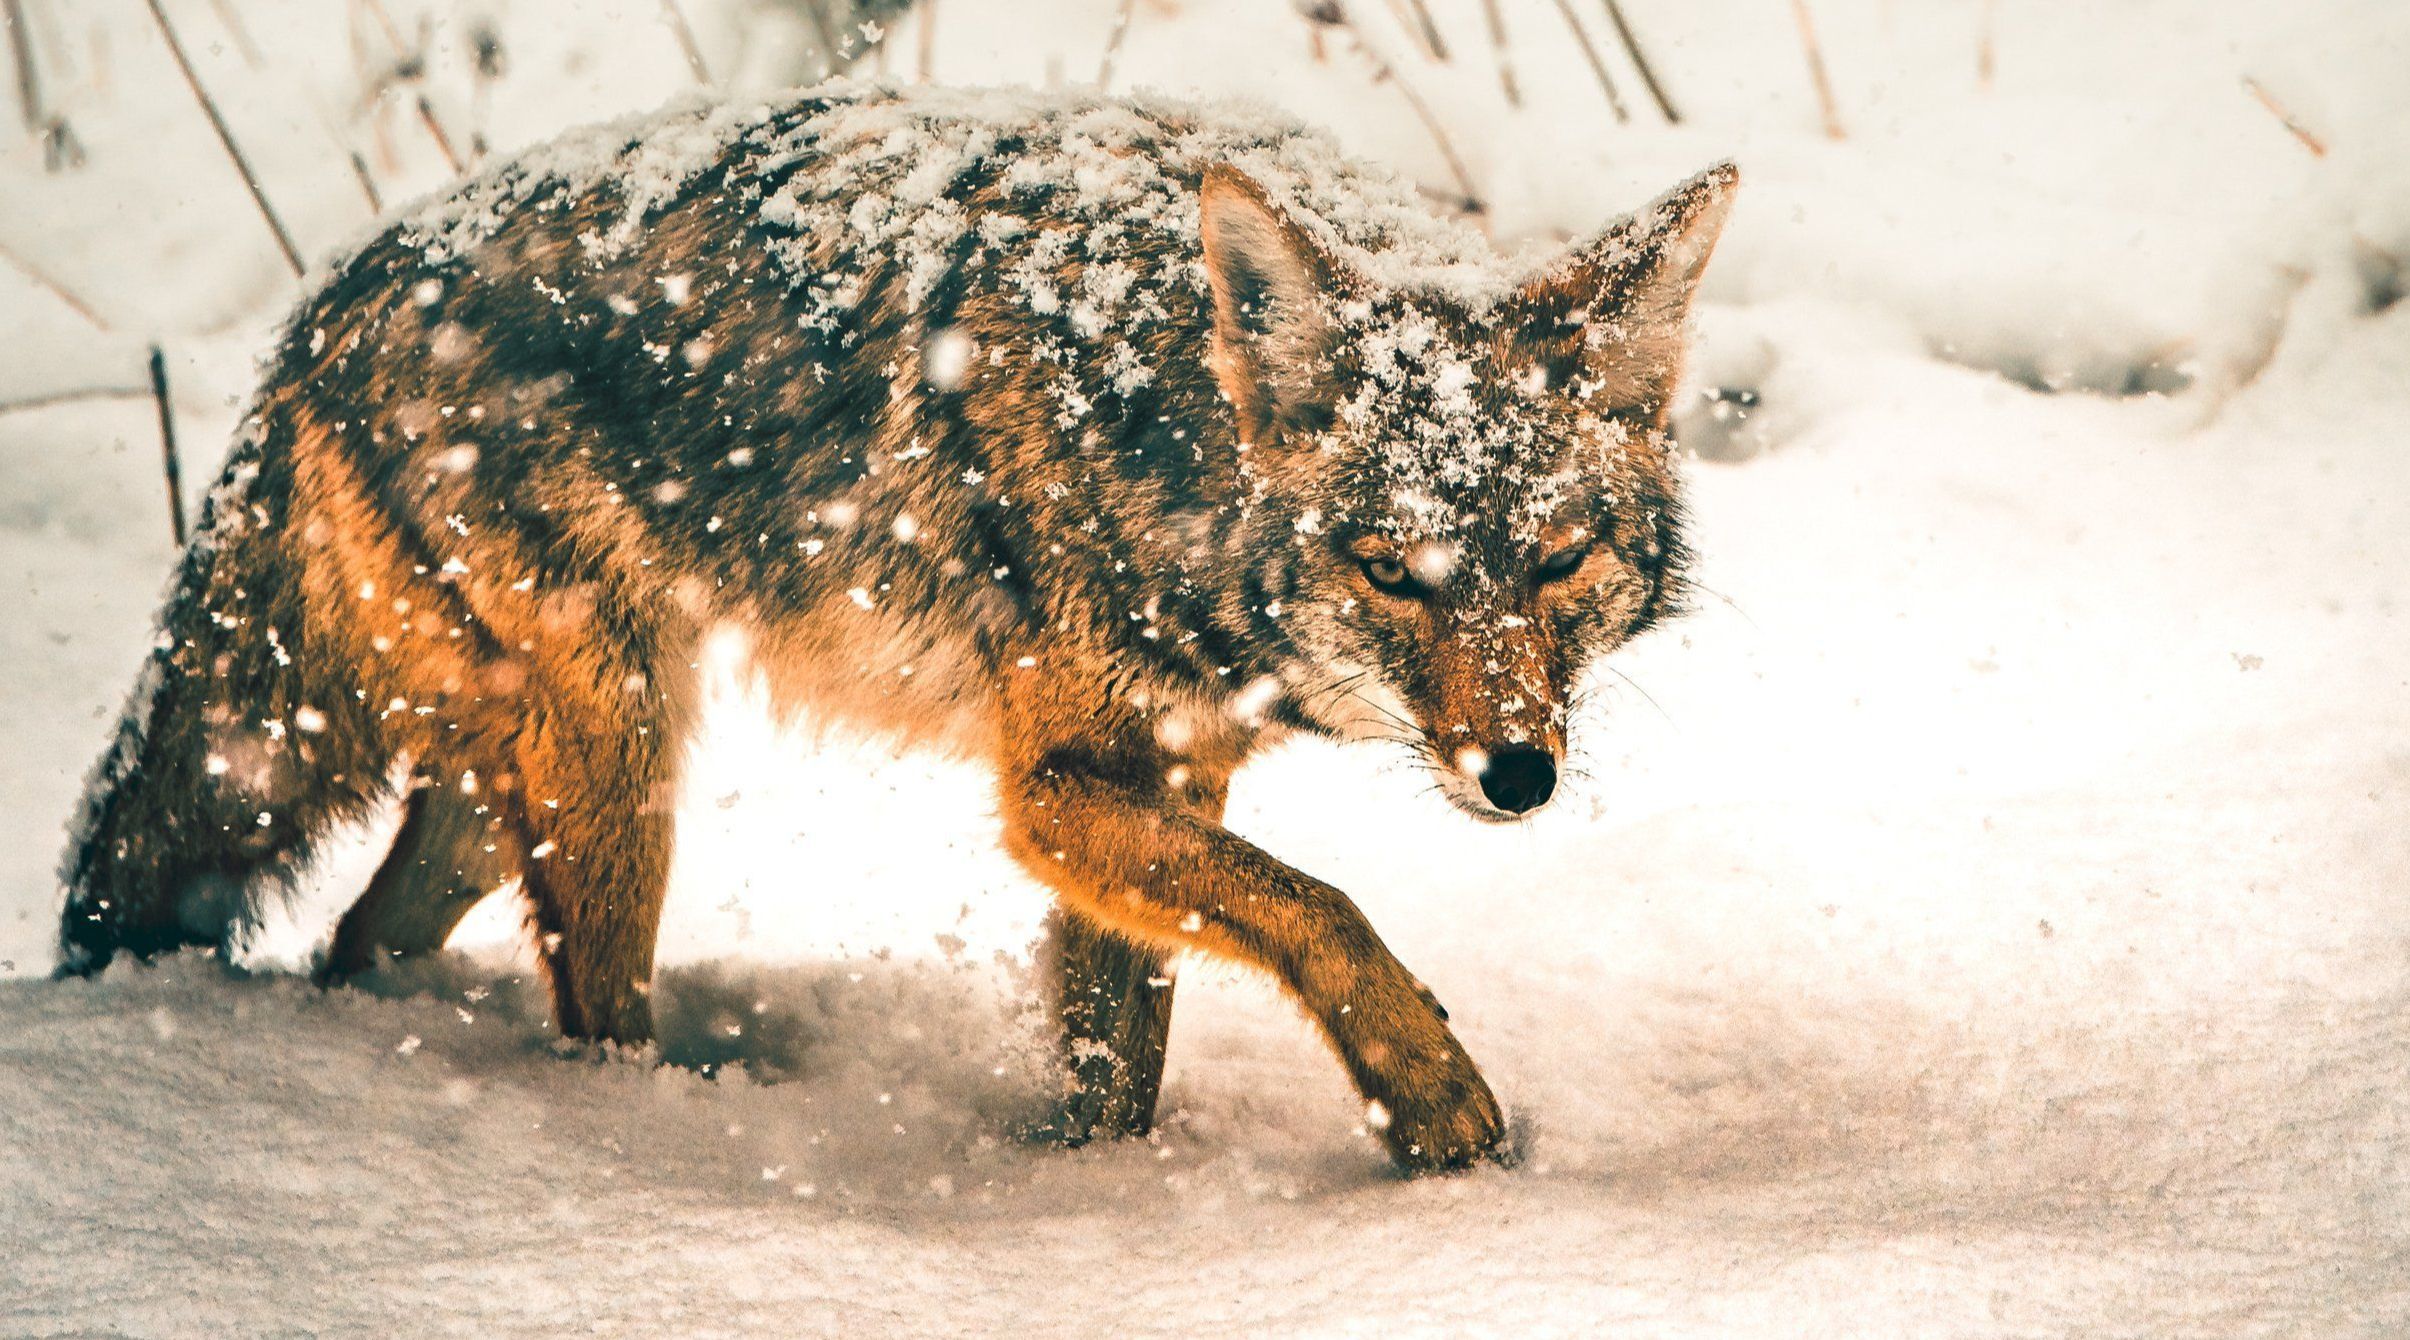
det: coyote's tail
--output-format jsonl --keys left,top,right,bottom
{"left": 56, "top": 427, "right": 393, "bottom": 976}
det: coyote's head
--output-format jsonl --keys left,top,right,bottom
{"left": 1197, "top": 162, "right": 1735, "bottom": 821}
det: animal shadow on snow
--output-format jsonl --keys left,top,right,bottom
{"left": 338, "top": 949, "right": 1045, "bottom": 1086}
{"left": 334, "top": 951, "right": 1490, "bottom": 1203}
{"left": 325, "top": 939, "right": 2128, "bottom": 1216}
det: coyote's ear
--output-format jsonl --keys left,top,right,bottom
{"left": 1513, "top": 161, "right": 1738, "bottom": 415}
{"left": 1199, "top": 166, "right": 1341, "bottom": 446}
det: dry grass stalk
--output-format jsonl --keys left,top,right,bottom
{"left": 359, "top": 0, "right": 407, "bottom": 56}
{"left": 1378, "top": 0, "right": 1447, "bottom": 62}
{"left": 0, "top": 384, "right": 147, "bottom": 415}
{"left": 1381, "top": 69, "right": 1480, "bottom": 214}
{"left": 4, "top": 0, "right": 38, "bottom": 129}
{"left": 1549, "top": 0, "right": 1628, "bottom": 125}
{"left": 208, "top": 0, "right": 386, "bottom": 206}
{"left": 465, "top": 21, "right": 505, "bottom": 162}
{"left": 347, "top": 5, "right": 399, "bottom": 173}
{"left": 7, "top": 0, "right": 83, "bottom": 168}
{"left": 659, "top": 0, "right": 713, "bottom": 85}
{"left": 1791, "top": 0, "right": 1845, "bottom": 140}
{"left": 145, "top": 0, "right": 306, "bottom": 276}
{"left": 347, "top": 149, "right": 385, "bottom": 212}
{"left": 1975, "top": 0, "right": 1995, "bottom": 90}
{"left": 415, "top": 92, "right": 464, "bottom": 174}
{"left": 353, "top": 0, "right": 436, "bottom": 171}
{"left": 2243, "top": 77, "right": 2327, "bottom": 158}
{"left": 1601, "top": 0, "right": 1680, "bottom": 123}
{"left": 0, "top": 236, "right": 110, "bottom": 330}
{"left": 1402, "top": 0, "right": 1449, "bottom": 61}
{"left": 150, "top": 346, "right": 189, "bottom": 547}
{"left": 1302, "top": 3, "right": 1482, "bottom": 216}
{"left": 1097, "top": 0, "right": 1135, "bottom": 89}
{"left": 1479, "top": 0, "right": 1520, "bottom": 106}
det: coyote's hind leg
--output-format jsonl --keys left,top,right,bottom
{"left": 319, "top": 776, "right": 524, "bottom": 984}
{"left": 1034, "top": 907, "right": 1178, "bottom": 1144}
{"left": 506, "top": 666, "right": 688, "bottom": 1048}
{"left": 1029, "top": 766, "right": 1236, "bottom": 1144}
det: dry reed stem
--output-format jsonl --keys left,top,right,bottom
{"left": 347, "top": 149, "right": 385, "bottom": 212}
{"left": 1311, "top": 6, "right": 1482, "bottom": 215}
{"left": 1791, "top": 0, "right": 1845, "bottom": 140}
{"left": 1549, "top": 0, "right": 1628, "bottom": 125}
{"left": 2243, "top": 77, "right": 2327, "bottom": 158}
{"left": 10, "top": 0, "right": 81, "bottom": 166}
{"left": 1479, "top": 0, "right": 1520, "bottom": 106}
{"left": 1402, "top": 0, "right": 1449, "bottom": 61}
{"left": 660, "top": 0, "right": 713, "bottom": 85}
{"left": 1601, "top": 0, "right": 1679, "bottom": 122}
{"left": 1097, "top": 0, "right": 1135, "bottom": 89}
{"left": 6, "top": 0, "right": 44, "bottom": 129}
{"left": 145, "top": 0, "right": 306, "bottom": 276}
{"left": 1975, "top": 0, "right": 1995, "bottom": 90}
{"left": 414, "top": 92, "right": 463, "bottom": 173}
{"left": 0, "top": 236, "right": 110, "bottom": 330}
{"left": 0, "top": 385, "right": 146, "bottom": 414}
{"left": 150, "top": 346, "right": 188, "bottom": 546}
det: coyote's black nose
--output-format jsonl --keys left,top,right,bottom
{"left": 1477, "top": 745, "right": 1556, "bottom": 814}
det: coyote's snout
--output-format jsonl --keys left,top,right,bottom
{"left": 57, "top": 85, "right": 1732, "bottom": 1171}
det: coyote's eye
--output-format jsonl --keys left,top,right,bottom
{"left": 1358, "top": 555, "right": 1422, "bottom": 597}
{"left": 1534, "top": 545, "right": 1591, "bottom": 585}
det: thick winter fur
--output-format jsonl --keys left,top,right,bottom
{"left": 58, "top": 86, "right": 1733, "bottom": 1172}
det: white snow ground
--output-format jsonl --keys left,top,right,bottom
{"left": 3, "top": 1, "right": 2407, "bottom": 1335}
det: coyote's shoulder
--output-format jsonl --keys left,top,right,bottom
{"left": 63, "top": 83, "right": 1734, "bottom": 1172}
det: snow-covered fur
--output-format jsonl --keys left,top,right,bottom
{"left": 56, "top": 83, "right": 1731, "bottom": 1172}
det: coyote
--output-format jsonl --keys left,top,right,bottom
{"left": 58, "top": 85, "right": 1732, "bottom": 1172}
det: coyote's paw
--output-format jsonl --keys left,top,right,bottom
{"left": 1019, "top": 1096, "right": 1106, "bottom": 1150}
{"left": 1371, "top": 1045, "right": 1506, "bottom": 1173}
{"left": 1328, "top": 969, "right": 1508, "bottom": 1173}
{"left": 1020, "top": 1073, "right": 1160, "bottom": 1149}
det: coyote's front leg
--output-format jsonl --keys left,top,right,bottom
{"left": 996, "top": 672, "right": 1504, "bottom": 1172}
